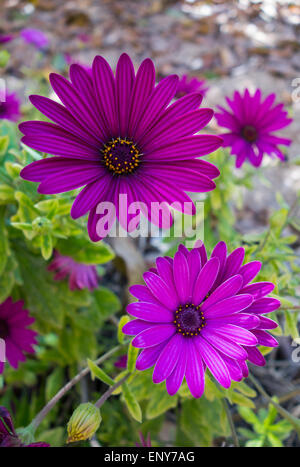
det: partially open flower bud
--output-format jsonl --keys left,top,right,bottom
{"left": 67, "top": 403, "right": 101, "bottom": 443}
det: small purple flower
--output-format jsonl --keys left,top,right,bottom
{"left": 114, "top": 354, "right": 128, "bottom": 369}
{"left": 136, "top": 432, "right": 152, "bottom": 447}
{"left": 0, "top": 297, "right": 37, "bottom": 374}
{"left": 48, "top": 251, "right": 99, "bottom": 291}
{"left": 0, "top": 91, "right": 21, "bottom": 122}
{"left": 123, "top": 242, "right": 279, "bottom": 398}
{"left": 175, "top": 75, "right": 208, "bottom": 99}
{"left": 20, "top": 54, "right": 222, "bottom": 242}
{"left": 0, "top": 407, "right": 49, "bottom": 447}
{"left": 21, "top": 28, "right": 49, "bottom": 49}
{"left": 0, "top": 34, "right": 14, "bottom": 44}
{"left": 215, "top": 89, "right": 292, "bottom": 168}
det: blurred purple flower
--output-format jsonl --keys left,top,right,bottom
{"left": 20, "top": 53, "right": 222, "bottom": 242}
{"left": 0, "top": 407, "right": 49, "bottom": 447}
{"left": 0, "top": 297, "right": 37, "bottom": 375}
{"left": 215, "top": 89, "right": 292, "bottom": 168}
{"left": 114, "top": 354, "right": 128, "bottom": 369}
{"left": 48, "top": 251, "right": 99, "bottom": 291}
{"left": 21, "top": 28, "right": 49, "bottom": 49}
{"left": 175, "top": 75, "right": 208, "bottom": 99}
{"left": 136, "top": 432, "right": 152, "bottom": 447}
{"left": 0, "top": 91, "right": 21, "bottom": 122}
{"left": 0, "top": 34, "right": 14, "bottom": 44}
{"left": 123, "top": 242, "right": 279, "bottom": 398}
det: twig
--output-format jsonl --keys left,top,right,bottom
{"left": 31, "top": 343, "right": 126, "bottom": 430}
{"left": 248, "top": 373, "right": 300, "bottom": 437}
{"left": 95, "top": 373, "right": 130, "bottom": 408}
{"left": 222, "top": 398, "right": 240, "bottom": 447}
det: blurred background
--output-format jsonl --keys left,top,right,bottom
{"left": 1, "top": 0, "right": 300, "bottom": 235}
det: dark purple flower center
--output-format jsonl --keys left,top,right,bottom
{"left": 173, "top": 304, "right": 206, "bottom": 337}
{"left": 0, "top": 320, "right": 9, "bottom": 339}
{"left": 241, "top": 125, "right": 258, "bottom": 143}
{"left": 102, "top": 138, "right": 141, "bottom": 175}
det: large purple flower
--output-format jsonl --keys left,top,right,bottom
{"left": 175, "top": 75, "right": 208, "bottom": 99}
{"left": 0, "top": 297, "right": 37, "bottom": 374}
{"left": 0, "top": 91, "right": 21, "bottom": 122}
{"left": 0, "top": 407, "right": 49, "bottom": 447}
{"left": 215, "top": 89, "right": 292, "bottom": 168}
{"left": 123, "top": 242, "right": 279, "bottom": 398}
{"left": 20, "top": 54, "right": 222, "bottom": 241}
{"left": 48, "top": 251, "right": 99, "bottom": 291}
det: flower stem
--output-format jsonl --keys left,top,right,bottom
{"left": 222, "top": 398, "right": 239, "bottom": 447}
{"left": 94, "top": 373, "right": 130, "bottom": 408}
{"left": 31, "top": 343, "right": 126, "bottom": 430}
{"left": 248, "top": 373, "right": 300, "bottom": 437}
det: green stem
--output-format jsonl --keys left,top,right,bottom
{"left": 31, "top": 343, "right": 126, "bottom": 430}
{"left": 222, "top": 398, "right": 240, "bottom": 447}
{"left": 95, "top": 373, "right": 130, "bottom": 408}
{"left": 248, "top": 373, "right": 300, "bottom": 437}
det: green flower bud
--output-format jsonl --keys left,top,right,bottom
{"left": 67, "top": 403, "right": 101, "bottom": 443}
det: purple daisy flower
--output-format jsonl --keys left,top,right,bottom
{"left": 20, "top": 28, "right": 49, "bottom": 49}
{"left": 20, "top": 53, "right": 222, "bottom": 241}
{"left": 0, "top": 406, "right": 49, "bottom": 447}
{"left": 0, "top": 297, "right": 37, "bottom": 375}
{"left": 0, "top": 91, "right": 21, "bottom": 122}
{"left": 215, "top": 89, "right": 292, "bottom": 168}
{"left": 48, "top": 251, "right": 99, "bottom": 291}
{"left": 175, "top": 75, "right": 208, "bottom": 99}
{"left": 123, "top": 242, "right": 279, "bottom": 398}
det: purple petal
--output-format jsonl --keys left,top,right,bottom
{"left": 166, "top": 344, "right": 187, "bottom": 395}
{"left": 238, "top": 261, "right": 261, "bottom": 286}
{"left": 132, "top": 324, "right": 175, "bottom": 348}
{"left": 203, "top": 274, "right": 243, "bottom": 309}
{"left": 192, "top": 257, "right": 220, "bottom": 305}
{"left": 127, "top": 302, "right": 174, "bottom": 323}
{"left": 153, "top": 334, "right": 183, "bottom": 383}
{"left": 201, "top": 328, "right": 248, "bottom": 360}
{"left": 252, "top": 330, "right": 278, "bottom": 347}
{"left": 173, "top": 251, "right": 190, "bottom": 303}
{"left": 246, "top": 297, "right": 281, "bottom": 315}
{"left": 240, "top": 282, "right": 275, "bottom": 300}
{"left": 136, "top": 342, "right": 166, "bottom": 371}
{"left": 185, "top": 340, "right": 205, "bottom": 398}
{"left": 196, "top": 336, "right": 231, "bottom": 388}
{"left": 207, "top": 324, "right": 258, "bottom": 346}
{"left": 203, "top": 294, "right": 253, "bottom": 317}
{"left": 143, "top": 271, "right": 178, "bottom": 310}
{"left": 123, "top": 319, "right": 156, "bottom": 336}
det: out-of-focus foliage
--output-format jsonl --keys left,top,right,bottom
{"left": 238, "top": 402, "right": 293, "bottom": 447}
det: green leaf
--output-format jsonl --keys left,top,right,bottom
{"left": 56, "top": 237, "right": 115, "bottom": 265}
{"left": 284, "top": 310, "right": 299, "bottom": 339}
{"left": 118, "top": 316, "right": 130, "bottom": 344}
{"left": 0, "top": 50, "right": 10, "bottom": 68}
{"left": 146, "top": 386, "right": 177, "bottom": 419}
{"left": 45, "top": 367, "right": 64, "bottom": 402}
{"left": 0, "top": 206, "right": 9, "bottom": 275}
{"left": 87, "top": 359, "right": 115, "bottom": 386}
{"left": 127, "top": 343, "right": 139, "bottom": 373}
{"left": 122, "top": 383, "right": 142, "bottom": 423}
{"left": 94, "top": 287, "right": 121, "bottom": 318}
{"left": 40, "top": 234, "right": 53, "bottom": 260}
